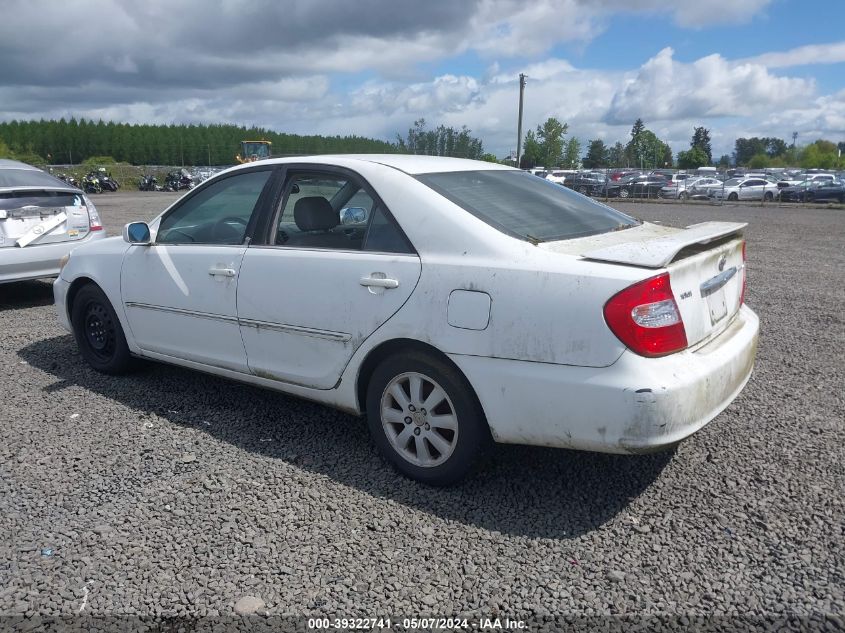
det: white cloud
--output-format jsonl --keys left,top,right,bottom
{"left": 605, "top": 47, "right": 814, "bottom": 124}
{"left": 740, "top": 41, "right": 845, "bottom": 69}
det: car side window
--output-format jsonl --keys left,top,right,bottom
{"left": 157, "top": 170, "right": 271, "bottom": 245}
{"left": 273, "top": 171, "right": 412, "bottom": 254}
{"left": 363, "top": 206, "right": 413, "bottom": 254}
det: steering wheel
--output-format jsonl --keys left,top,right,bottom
{"left": 212, "top": 216, "right": 249, "bottom": 242}
{"left": 161, "top": 228, "right": 195, "bottom": 243}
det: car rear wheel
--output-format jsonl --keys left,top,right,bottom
{"left": 71, "top": 284, "right": 135, "bottom": 374}
{"left": 366, "top": 351, "right": 489, "bottom": 486}
{"left": 619, "top": 188, "right": 630, "bottom": 198}
{"left": 763, "top": 192, "right": 774, "bottom": 202}
{"left": 679, "top": 191, "right": 689, "bottom": 200}
{"left": 728, "top": 192, "right": 738, "bottom": 201}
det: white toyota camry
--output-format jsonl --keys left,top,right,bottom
{"left": 54, "top": 155, "right": 759, "bottom": 485}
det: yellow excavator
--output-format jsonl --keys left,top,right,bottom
{"left": 236, "top": 140, "right": 272, "bottom": 163}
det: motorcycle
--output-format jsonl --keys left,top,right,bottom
{"left": 138, "top": 175, "right": 162, "bottom": 191}
{"left": 81, "top": 172, "right": 102, "bottom": 194}
{"left": 164, "top": 168, "right": 194, "bottom": 192}
{"left": 56, "top": 173, "right": 80, "bottom": 188}
{"left": 95, "top": 168, "right": 119, "bottom": 192}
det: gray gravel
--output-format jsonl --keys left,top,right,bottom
{"left": 1, "top": 192, "right": 843, "bottom": 624}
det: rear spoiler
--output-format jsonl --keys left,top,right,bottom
{"left": 582, "top": 221, "right": 747, "bottom": 268}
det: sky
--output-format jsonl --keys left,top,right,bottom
{"left": 1, "top": 0, "right": 844, "bottom": 160}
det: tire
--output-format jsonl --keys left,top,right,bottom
{"left": 365, "top": 351, "right": 490, "bottom": 486}
{"left": 763, "top": 191, "right": 773, "bottom": 202}
{"left": 727, "top": 192, "right": 738, "bottom": 201}
{"left": 679, "top": 191, "right": 689, "bottom": 201}
{"left": 71, "top": 284, "right": 135, "bottom": 374}
{"left": 619, "top": 188, "right": 630, "bottom": 199}
{"left": 805, "top": 193, "right": 814, "bottom": 203}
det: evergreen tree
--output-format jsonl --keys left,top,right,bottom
{"left": 583, "top": 139, "right": 609, "bottom": 168}
{"left": 690, "top": 127, "right": 712, "bottom": 164}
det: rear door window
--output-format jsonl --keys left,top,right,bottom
{"left": 417, "top": 170, "right": 638, "bottom": 243}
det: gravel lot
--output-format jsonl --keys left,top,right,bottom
{"left": 1, "top": 191, "right": 843, "bottom": 627}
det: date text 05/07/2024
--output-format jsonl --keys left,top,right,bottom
{"left": 307, "top": 616, "right": 527, "bottom": 630}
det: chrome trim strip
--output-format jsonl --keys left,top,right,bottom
{"left": 125, "top": 302, "right": 351, "bottom": 342}
{"left": 699, "top": 265, "right": 739, "bottom": 297}
{"left": 124, "top": 302, "right": 239, "bottom": 324}
{"left": 238, "top": 318, "right": 351, "bottom": 342}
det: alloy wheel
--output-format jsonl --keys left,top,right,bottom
{"left": 380, "top": 372, "right": 459, "bottom": 468}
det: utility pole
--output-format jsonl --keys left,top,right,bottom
{"left": 516, "top": 73, "right": 526, "bottom": 168}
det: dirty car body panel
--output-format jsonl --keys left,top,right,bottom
{"left": 55, "top": 155, "right": 759, "bottom": 461}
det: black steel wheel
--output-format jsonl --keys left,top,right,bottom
{"left": 71, "top": 284, "right": 136, "bottom": 374}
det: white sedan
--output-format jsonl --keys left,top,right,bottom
{"left": 711, "top": 177, "right": 779, "bottom": 202}
{"left": 54, "top": 155, "right": 759, "bottom": 485}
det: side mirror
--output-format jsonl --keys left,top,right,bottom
{"left": 339, "top": 206, "right": 367, "bottom": 225}
{"left": 123, "top": 221, "right": 151, "bottom": 245}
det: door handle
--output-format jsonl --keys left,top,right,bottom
{"left": 360, "top": 276, "right": 399, "bottom": 289}
{"left": 209, "top": 267, "right": 236, "bottom": 277}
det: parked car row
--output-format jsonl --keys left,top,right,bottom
{"left": 528, "top": 168, "right": 844, "bottom": 203}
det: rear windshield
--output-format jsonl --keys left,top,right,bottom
{"left": 0, "top": 191, "right": 84, "bottom": 212}
{"left": 416, "top": 170, "right": 638, "bottom": 242}
{"left": 0, "top": 168, "right": 70, "bottom": 189}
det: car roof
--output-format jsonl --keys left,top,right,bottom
{"left": 254, "top": 154, "right": 516, "bottom": 175}
{"left": 0, "top": 158, "right": 41, "bottom": 170}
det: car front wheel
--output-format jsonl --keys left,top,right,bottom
{"left": 366, "top": 351, "right": 489, "bottom": 486}
{"left": 71, "top": 284, "right": 135, "bottom": 374}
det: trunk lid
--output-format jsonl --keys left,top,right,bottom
{"left": 0, "top": 190, "right": 92, "bottom": 248}
{"left": 543, "top": 221, "right": 747, "bottom": 348}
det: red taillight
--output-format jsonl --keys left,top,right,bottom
{"left": 604, "top": 273, "right": 688, "bottom": 357}
{"left": 740, "top": 240, "right": 747, "bottom": 305}
{"left": 86, "top": 206, "right": 103, "bottom": 231}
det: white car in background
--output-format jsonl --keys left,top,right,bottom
{"left": 544, "top": 170, "right": 576, "bottom": 185}
{"left": 1, "top": 159, "right": 105, "bottom": 284}
{"left": 659, "top": 176, "right": 722, "bottom": 200}
{"left": 54, "top": 155, "right": 759, "bottom": 485}
{"left": 711, "top": 177, "right": 779, "bottom": 202}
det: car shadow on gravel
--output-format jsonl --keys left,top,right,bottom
{"left": 20, "top": 335, "right": 673, "bottom": 540}
{"left": 0, "top": 279, "right": 55, "bottom": 310}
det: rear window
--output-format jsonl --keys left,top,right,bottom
{"left": 0, "top": 192, "right": 83, "bottom": 212}
{"left": 0, "top": 168, "right": 70, "bottom": 189}
{"left": 417, "top": 170, "right": 639, "bottom": 243}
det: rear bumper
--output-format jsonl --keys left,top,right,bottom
{"left": 449, "top": 305, "right": 759, "bottom": 454}
{"left": 0, "top": 233, "right": 104, "bottom": 284}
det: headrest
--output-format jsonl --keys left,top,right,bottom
{"left": 294, "top": 197, "right": 338, "bottom": 231}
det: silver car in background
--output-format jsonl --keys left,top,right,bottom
{"left": 711, "top": 177, "right": 779, "bottom": 202}
{"left": 0, "top": 159, "right": 106, "bottom": 283}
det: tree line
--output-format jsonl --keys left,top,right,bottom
{"left": 0, "top": 118, "right": 488, "bottom": 166}
{"left": 522, "top": 117, "right": 844, "bottom": 171}
{"left": 0, "top": 116, "right": 840, "bottom": 170}
{"left": 0, "top": 119, "right": 396, "bottom": 165}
